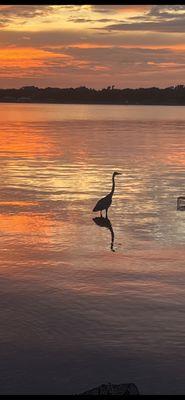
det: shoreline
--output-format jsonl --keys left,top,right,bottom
{"left": 0, "top": 101, "right": 185, "bottom": 106}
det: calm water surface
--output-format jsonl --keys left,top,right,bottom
{"left": 0, "top": 103, "right": 185, "bottom": 394}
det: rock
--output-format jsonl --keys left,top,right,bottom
{"left": 177, "top": 196, "right": 185, "bottom": 210}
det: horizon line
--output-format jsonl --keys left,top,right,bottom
{"left": 0, "top": 84, "right": 185, "bottom": 91}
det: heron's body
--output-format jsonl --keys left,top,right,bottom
{"left": 93, "top": 172, "right": 121, "bottom": 217}
{"left": 93, "top": 193, "right": 112, "bottom": 213}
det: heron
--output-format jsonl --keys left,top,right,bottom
{"left": 92, "top": 171, "right": 121, "bottom": 218}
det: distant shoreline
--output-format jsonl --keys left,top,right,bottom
{"left": 0, "top": 100, "right": 184, "bottom": 106}
{"left": 0, "top": 85, "right": 185, "bottom": 106}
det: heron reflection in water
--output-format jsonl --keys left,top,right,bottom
{"left": 93, "top": 216, "right": 115, "bottom": 252}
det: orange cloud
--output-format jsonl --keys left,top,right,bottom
{"left": 0, "top": 46, "right": 72, "bottom": 76}
{"left": 117, "top": 5, "right": 151, "bottom": 14}
{"left": 0, "top": 46, "right": 95, "bottom": 77}
{"left": 0, "top": 46, "right": 68, "bottom": 61}
{"left": 60, "top": 43, "right": 185, "bottom": 51}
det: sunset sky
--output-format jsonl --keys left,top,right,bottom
{"left": 0, "top": 4, "right": 185, "bottom": 88}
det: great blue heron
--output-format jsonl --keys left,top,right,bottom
{"left": 92, "top": 171, "right": 121, "bottom": 217}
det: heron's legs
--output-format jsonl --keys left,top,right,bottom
{"left": 100, "top": 211, "right": 102, "bottom": 217}
{"left": 106, "top": 209, "right": 108, "bottom": 218}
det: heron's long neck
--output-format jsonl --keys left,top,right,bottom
{"left": 110, "top": 175, "right": 115, "bottom": 196}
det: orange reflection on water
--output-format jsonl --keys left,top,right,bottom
{"left": 0, "top": 119, "right": 91, "bottom": 164}
{"left": 165, "top": 151, "right": 185, "bottom": 167}
{"left": 0, "top": 201, "right": 39, "bottom": 207}
{"left": 0, "top": 213, "right": 51, "bottom": 236}
{"left": 0, "top": 207, "right": 78, "bottom": 246}
{"left": 0, "top": 123, "right": 57, "bottom": 159}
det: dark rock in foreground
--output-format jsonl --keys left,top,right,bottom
{"left": 77, "top": 382, "right": 140, "bottom": 395}
{"left": 177, "top": 196, "right": 185, "bottom": 211}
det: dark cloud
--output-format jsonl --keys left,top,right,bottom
{"left": 39, "top": 46, "right": 185, "bottom": 86}
{"left": 68, "top": 18, "right": 95, "bottom": 23}
{"left": 0, "top": 18, "right": 9, "bottom": 27}
{"left": 1, "top": 28, "right": 185, "bottom": 50}
{"left": 0, "top": 5, "right": 55, "bottom": 26}
{"left": 101, "top": 5, "right": 185, "bottom": 33}
{"left": 103, "top": 20, "right": 185, "bottom": 33}
{"left": 98, "top": 19, "right": 116, "bottom": 23}
{"left": 0, "top": 5, "right": 54, "bottom": 18}
{"left": 91, "top": 5, "right": 126, "bottom": 14}
{"left": 68, "top": 17, "right": 121, "bottom": 24}
{"left": 149, "top": 5, "right": 185, "bottom": 18}
{"left": 59, "top": 46, "right": 185, "bottom": 68}
{"left": 0, "top": 29, "right": 88, "bottom": 47}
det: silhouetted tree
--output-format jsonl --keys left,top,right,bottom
{"left": 0, "top": 85, "right": 185, "bottom": 105}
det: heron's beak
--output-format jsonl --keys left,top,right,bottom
{"left": 117, "top": 173, "right": 122, "bottom": 175}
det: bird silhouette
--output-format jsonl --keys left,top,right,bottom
{"left": 93, "top": 171, "right": 121, "bottom": 218}
{"left": 93, "top": 216, "right": 115, "bottom": 252}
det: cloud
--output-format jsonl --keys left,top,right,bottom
{"left": 148, "top": 5, "right": 185, "bottom": 18}
{"left": 0, "top": 27, "right": 185, "bottom": 51}
{"left": 0, "top": 5, "right": 185, "bottom": 88}
{"left": 91, "top": 5, "right": 128, "bottom": 14}
{"left": 59, "top": 46, "right": 185, "bottom": 70}
{"left": 0, "top": 5, "right": 56, "bottom": 26}
{"left": 0, "top": 4, "right": 89, "bottom": 28}
{"left": 91, "top": 5, "right": 150, "bottom": 14}
{"left": 68, "top": 17, "right": 122, "bottom": 24}
{"left": 0, "top": 18, "right": 9, "bottom": 27}
{"left": 103, "top": 20, "right": 185, "bottom": 33}
{"left": 100, "top": 5, "right": 185, "bottom": 33}
{"left": 0, "top": 5, "right": 54, "bottom": 18}
{"left": 68, "top": 18, "right": 92, "bottom": 23}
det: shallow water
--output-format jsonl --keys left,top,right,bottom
{"left": 0, "top": 103, "right": 185, "bottom": 394}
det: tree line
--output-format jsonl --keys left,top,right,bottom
{"left": 0, "top": 85, "right": 185, "bottom": 105}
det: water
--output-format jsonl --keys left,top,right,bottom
{"left": 0, "top": 103, "right": 185, "bottom": 395}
